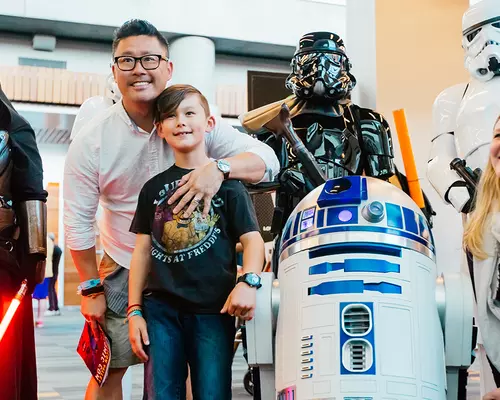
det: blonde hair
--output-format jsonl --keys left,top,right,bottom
{"left": 463, "top": 144, "right": 500, "bottom": 260}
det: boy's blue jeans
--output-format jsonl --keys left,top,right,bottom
{"left": 143, "top": 295, "right": 236, "bottom": 400}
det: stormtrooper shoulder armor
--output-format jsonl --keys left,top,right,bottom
{"left": 432, "top": 83, "right": 468, "bottom": 137}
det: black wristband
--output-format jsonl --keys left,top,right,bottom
{"left": 81, "top": 284, "right": 105, "bottom": 297}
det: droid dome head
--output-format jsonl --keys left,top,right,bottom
{"left": 462, "top": 0, "right": 500, "bottom": 81}
{"left": 286, "top": 32, "right": 357, "bottom": 101}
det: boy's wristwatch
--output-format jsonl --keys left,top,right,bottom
{"left": 216, "top": 159, "right": 231, "bottom": 180}
{"left": 237, "top": 273, "right": 262, "bottom": 289}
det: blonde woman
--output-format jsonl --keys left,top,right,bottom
{"left": 464, "top": 117, "right": 500, "bottom": 399}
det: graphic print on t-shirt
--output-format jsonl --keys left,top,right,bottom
{"left": 150, "top": 182, "right": 222, "bottom": 264}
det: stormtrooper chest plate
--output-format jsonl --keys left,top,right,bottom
{"left": 455, "top": 78, "right": 500, "bottom": 167}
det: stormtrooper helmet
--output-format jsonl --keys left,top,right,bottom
{"left": 106, "top": 73, "right": 122, "bottom": 103}
{"left": 286, "top": 32, "right": 356, "bottom": 101}
{"left": 462, "top": 0, "right": 500, "bottom": 81}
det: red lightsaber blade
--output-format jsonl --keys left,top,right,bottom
{"left": 0, "top": 279, "right": 28, "bottom": 342}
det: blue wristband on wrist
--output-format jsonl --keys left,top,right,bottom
{"left": 81, "top": 278, "right": 101, "bottom": 289}
{"left": 77, "top": 278, "right": 102, "bottom": 294}
{"left": 127, "top": 310, "right": 143, "bottom": 320}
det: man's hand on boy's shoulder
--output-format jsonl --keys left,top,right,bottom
{"left": 221, "top": 282, "right": 257, "bottom": 321}
{"left": 169, "top": 162, "right": 223, "bottom": 218}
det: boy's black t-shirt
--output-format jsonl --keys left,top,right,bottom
{"left": 130, "top": 165, "right": 260, "bottom": 314}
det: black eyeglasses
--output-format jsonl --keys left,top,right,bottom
{"left": 114, "top": 54, "right": 168, "bottom": 71}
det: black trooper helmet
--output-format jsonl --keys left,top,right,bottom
{"left": 0, "top": 96, "right": 11, "bottom": 174}
{"left": 286, "top": 32, "right": 357, "bottom": 101}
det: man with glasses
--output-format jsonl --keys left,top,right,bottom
{"left": 64, "top": 19, "right": 279, "bottom": 399}
{"left": 115, "top": 54, "right": 168, "bottom": 71}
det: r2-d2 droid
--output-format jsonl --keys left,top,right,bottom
{"left": 247, "top": 176, "right": 473, "bottom": 400}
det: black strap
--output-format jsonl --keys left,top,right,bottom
{"left": 346, "top": 103, "right": 367, "bottom": 175}
{"left": 81, "top": 284, "right": 104, "bottom": 297}
{"left": 462, "top": 83, "right": 470, "bottom": 100}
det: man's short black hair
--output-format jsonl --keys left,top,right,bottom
{"left": 112, "top": 19, "right": 169, "bottom": 57}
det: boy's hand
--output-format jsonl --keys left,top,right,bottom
{"left": 128, "top": 315, "right": 150, "bottom": 363}
{"left": 168, "top": 162, "right": 223, "bottom": 218}
{"left": 221, "top": 282, "right": 257, "bottom": 321}
{"left": 484, "top": 389, "right": 500, "bottom": 400}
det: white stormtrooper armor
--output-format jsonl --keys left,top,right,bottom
{"left": 428, "top": 0, "right": 500, "bottom": 212}
{"left": 70, "top": 74, "right": 121, "bottom": 140}
{"left": 428, "top": 1, "right": 500, "bottom": 396}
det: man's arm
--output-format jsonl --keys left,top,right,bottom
{"left": 170, "top": 117, "right": 280, "bottom": 216}
{"left": 63, "top": 129, "right": 100, "bottom": 279}
{"left": 206, "top": 117, "right": 279, "bottom": 183}
{"left": 63, "top": 127, "right": 105, "bottom": 332}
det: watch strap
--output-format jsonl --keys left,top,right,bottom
{"left": 237, "top": 273, "right": 262, "bottom": 288}
{"left": 216, "top": 160, "right": 230, "bottom": 180}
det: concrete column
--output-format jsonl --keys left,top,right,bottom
{"left": 169, "top": 36, "right": 216, "bottom": 109}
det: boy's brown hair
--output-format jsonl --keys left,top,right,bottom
{"left": 155, "top": 84, "right": 210, "bottom": 122}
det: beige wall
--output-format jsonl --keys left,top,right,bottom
{"left": 376, "top": 0, "right": 468, "bottom": 160}
{"left": 375, "top": 0, "right": 469, "bottom": 271}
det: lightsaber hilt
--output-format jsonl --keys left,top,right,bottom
{"left": 14, "top": 279, "right": 28, "bottom": 301}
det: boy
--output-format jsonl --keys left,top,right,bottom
{"left": 128, "top": 84, "right": 265, "bottom": 399}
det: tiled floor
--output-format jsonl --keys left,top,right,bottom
{"left": 35, "top": 307, "right": 251, "bottom": 400}
{"left": 35, "top": 307, "right": 481, "bottom": 399}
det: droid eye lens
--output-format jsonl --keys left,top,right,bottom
{"left": 362, "top": 201, "right": 385, "bottom": 223}
{"left": 338, "top": 210, "right": 353, "bottom": 222}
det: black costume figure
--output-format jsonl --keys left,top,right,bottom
{"left": 0, "top": 85, "right": 47, "bottom": 400}
{"left": 242, "top": 32, "right": 433, "bottom": 244}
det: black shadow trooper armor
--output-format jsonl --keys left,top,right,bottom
{"left": 242, "top": 32, "right": 409, "bottom": 238}
{"left": 0, "top": 86, "right": 47, "bottom": 400}
{"left": 285, "top": 32, "right": 394, "bottom": 180}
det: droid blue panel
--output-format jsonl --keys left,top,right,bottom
{"left": 386, "top": 203, "right": 403, "bottom": 229}
{"left": 309, "top": 242, "right": 402, "bottom": 259}
{"left": 340, "top": 302, "right": 376, "bottom": 376}
{"left": 308, "top": 280, "right": 402, "bottom": 295}
{"left": 292, "top": 212, "right": 302, "bottom": 236}
{"left": 317, "top": 176, "right": 368, "bottom": 208}
{"left": 327, "top": 206, "right": 359, "bottom": 226}
{"left": 317, "top": 209, "right": 325, "bottom": 228}
{"left": 282, "top": 218, "right": 293, "bottom": 242}
{"left": 402, "top": 207, "right": 418, "bottom": 234}
{"left": 309, "top": 259, "right": 400, "bottom": 275}
{"left": 300, "top": 207, "right": 316, "bottom": 232}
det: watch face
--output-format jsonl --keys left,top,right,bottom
{"left": 247, "top": 274, "right": 260, "bottom": 285}
{"left": 217, "top": 160, "right": 230, "bottom": 173}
